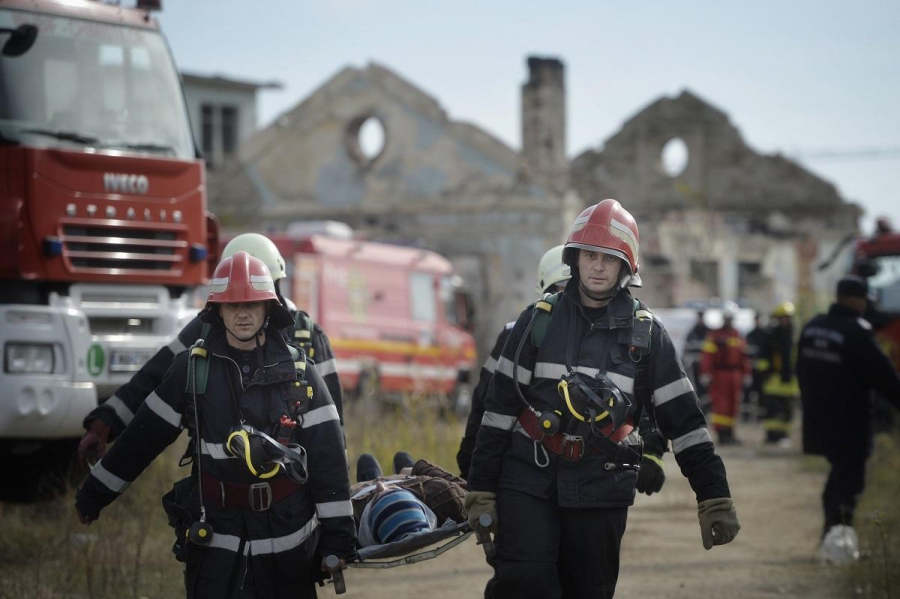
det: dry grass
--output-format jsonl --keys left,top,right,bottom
{"left": 842, "top": 429, "right": 900, "bottom": 598}
{"left": 0, "top": 398, "right": 464, "bottom": 598}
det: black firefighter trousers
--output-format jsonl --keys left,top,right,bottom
{"left": 823, "top": 449, "right": 867, "bottom": 535}
{"left": 486, "top": 488, "right": 628, "bottom": 599}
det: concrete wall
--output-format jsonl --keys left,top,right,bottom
{"left": 572, "top": 90, "right": 861, "bottom": 314}
{"left": 181, "top": 79, "right": 259, "bottom": 165}
{"left": 209, "top": 62, "right": 574, "bottom": 360}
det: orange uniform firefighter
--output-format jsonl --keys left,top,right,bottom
{"left": 700, "top": 306, "right": 750, "bottom": 445}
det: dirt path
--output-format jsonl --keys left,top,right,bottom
{"left": 328, "top": 422, "right": 844, "bottom": 598}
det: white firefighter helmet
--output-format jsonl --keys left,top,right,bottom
{"left": 535, "top": 245, "right": 571, "bottom": 294}
{"left": 221, "top": 233, "right": 287, "bottom": 281}
{"left": 721, "top": 300, "right": 739, "bottom": 321}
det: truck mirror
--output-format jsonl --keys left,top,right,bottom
{"left": 1, "top": 25, "right": 38, "bottom": 58}
{"left": 856, "top": 261, "right": 877, "bottom": 278}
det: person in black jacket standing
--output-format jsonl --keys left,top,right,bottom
{"left": 798, "top": 275, "right": 900, "bottom": 552}
{"left": 75, "top": 252, "right": 355, "bottom": 598}
{"left": 465, "top": 200, "right": 739, "bottom": 599}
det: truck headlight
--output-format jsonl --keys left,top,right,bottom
{"left": 4, "top": 343, "right": 54, "bottom": 374}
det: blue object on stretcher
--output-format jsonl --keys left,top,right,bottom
{"left": 327, "top": 515, "right": 495, "bottom": 595}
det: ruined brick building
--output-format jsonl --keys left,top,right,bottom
{"left": 209, "top": 57, "right": 859, "bottom": 357}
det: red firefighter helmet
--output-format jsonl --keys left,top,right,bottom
{"left": 563, "top": 199, "right": 642, "bottom": 288}
{"left": 203, "top": 251, "right": 295, "bottom": 329}
{"left": 206, "top": 251, "right": 278, "bottom": 305}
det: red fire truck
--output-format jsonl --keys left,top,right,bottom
{"left": 0, "top": 0, "right": 216, "bottom": 498}
{"left": 266, "top": 233, "right": 478, "bottom": 412}
{"left": 852, "top": 226, "right": 900, "bottom": 370}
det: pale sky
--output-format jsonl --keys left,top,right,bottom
{"left": 158, "top": 1, "right": 900, "bottom": 232}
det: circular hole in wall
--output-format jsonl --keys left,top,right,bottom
{"left": 660, "top": 137, "right": 689, "bottom": 178}
{"left": 346, "top": 113, "right": 387, "bottom": 167}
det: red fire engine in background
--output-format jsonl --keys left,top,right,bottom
{"left": 0, "top": 0, "right": 217, "bottom": 498}
{"left": 263, "top": 232, "right": 478, "bottom": 412}
{"left": 851, "top": 221, "right": 900, "bottom": 370}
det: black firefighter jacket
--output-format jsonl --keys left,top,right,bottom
{"left": 85, "top": 310, "right": 344, "bottom": 440}
{"left": 76, "top": 323, "right": 356, "bottom": 596}
{"left": 467, "top": 279, "right": 731, "bottom": 508}
{"left": 798, "top": 303, "right": 900, "bottom": 458}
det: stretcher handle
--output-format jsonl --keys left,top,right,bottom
{"left": 476, "top": 513, "right": 496, "bottom": 559}
{"left": 325, "top": 555, "right": 346, "bottom": 595}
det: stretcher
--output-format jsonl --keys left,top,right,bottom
{"left": 326, "top": 514, "right": 495, "bottom": 594}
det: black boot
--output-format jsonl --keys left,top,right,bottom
{"left": 356, "top": 453, "right": 383, "bottom": 483}
{"left": 393, "top": 451, "right": 415, "bottom": 474}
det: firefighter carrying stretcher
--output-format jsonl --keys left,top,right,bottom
{"left": 75, "top": 252, "right": 355, "bottom": 599}
{"left": 465, "top": 199, "right": 740, "bottom": 599}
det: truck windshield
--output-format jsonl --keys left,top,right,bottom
{"left": 0, "top": 9, "right": 193, "bottom": 158}
{"left": 869, "top": 255, "right": 900, "bottom": 314}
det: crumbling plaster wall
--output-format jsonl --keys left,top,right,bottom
{"left": 210, "top": 62, "right": 574, "bottom": 360}
{"left": 572, "top": 90, "right": 860, "bottom": 313}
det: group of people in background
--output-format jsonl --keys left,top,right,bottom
{"left": 683, "top": 300, "right": 800, "bottom": 447}
{"left": 681, "top": 276, "right": 900, "bottom": 564}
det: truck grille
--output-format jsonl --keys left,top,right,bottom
{"left": 87, "top": 316, "right": 155, "bottom": 334}
{"left": 60, "top": 219, "right": 188, "bottom": 275}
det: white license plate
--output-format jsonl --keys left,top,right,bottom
{"left": 109, "top": 349, "right": 156, "bottom": 372}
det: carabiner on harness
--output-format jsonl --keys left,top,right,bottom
{"left": 533, "top": 439, "right": 550, "bottom": 468}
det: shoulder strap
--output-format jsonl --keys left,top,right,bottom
{"left": 631, "top": 299, "right": 653, "bottom": 358}
{"left": 184, "top": 340, "right": 210, "bottom": 395}
{"left": 531, "top": 292, "right": 561, "bottom": 348}
{"left": 292, "top": 311, "right": 316, "bottom": 359}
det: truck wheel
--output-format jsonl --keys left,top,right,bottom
{"left": 0, "top": 439, "right": 79, "bottom": 503}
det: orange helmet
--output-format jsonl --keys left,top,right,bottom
{"left": 563, "top": 199, "right": 641, "bottom": 288}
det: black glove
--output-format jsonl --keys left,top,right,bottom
{"left": 636, "top": 453, "right": 665, "bottom": 495}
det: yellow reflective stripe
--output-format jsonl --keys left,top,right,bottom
{"left": 763, "top": 419, "right": 793, "bottom": 432}
{"left": 295, "top": 330, "right": 311, "bottom": 339}
{"left": 702, "top": 341, "right": 718, "bottom": 353}
{"left": 726, "top": 338, "right": 743, "bottom": 347}
{"left": 763, "top": 376, "right": 799, "bottom": 396}
{"left": 330, "top": 338, "right": 477, "bottom": 360}
{"left": 294, "top": 361, "right": 307, "bottom": 372}
{"left": 711, "top": 413, "right": 736, "bottom": 427}
{"left": 535, "top": 300, "right": 553, "bottom": 313}
{"left": 755, "top": 359, "right": 770, "bottom": 370}
{"left": 644, "top": 453, "right": 665, "bottom": 469}
{"left": 191, "top": 347, "right": 208, "bottom": 358}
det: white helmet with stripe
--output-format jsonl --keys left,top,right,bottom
{"left": 221, "top": 233, "right": 286, "bottom": 281}
{"left": 535, "top": 245, "right": 571, "bottom": 294}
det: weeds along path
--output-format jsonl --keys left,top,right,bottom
{"left": 333, "top": 422, "right": 844, "bottom": 599}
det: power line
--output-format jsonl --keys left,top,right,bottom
{"left": 789, "top": 147, "right": 900, "bottom": 163}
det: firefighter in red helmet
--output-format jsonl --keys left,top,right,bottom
{"left": 76, "top": 252, "right": 355, "bottom": 598}
{"left": 466, "top": 200, "right": 739, "bottom": 599}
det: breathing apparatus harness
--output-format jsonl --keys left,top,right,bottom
{"left": 511, "top": 290, "right": 655, "bottom": 469}
{"left": 180, "top": 326, "right": 313, "bottom": 546}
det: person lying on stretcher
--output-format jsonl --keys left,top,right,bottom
{"left": 351, "top": 452, "right": 468, "bottom": 547}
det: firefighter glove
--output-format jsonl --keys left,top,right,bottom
{"left": 465, "top": 491, "right": 499, "bottom": 534}
{"left": 636, "top": 453, "right": 666, "bottom": 495}
{"left": 78, "top": 419, "right": 111, "bottom": 471}
{"left": 698, "top": 497, "right": 740, "bottom": 550}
